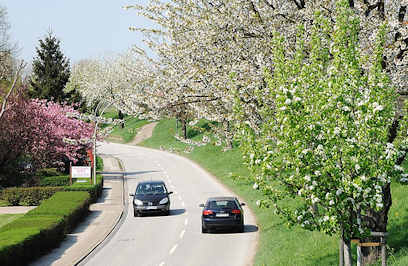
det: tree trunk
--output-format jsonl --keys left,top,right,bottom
{"left": 223, "top": 120, "right": 233, "bottom": 149}
{"left": 118, "top": 110, "right": 124, "bottom": 128}
{"left": 340, "top": 238, "right": 344, "bottom": 266}
{"left": 361, "top": 183, "right": 391, "bottom": 265}
{"left": 344, "top": 239, "right": 353, "bottom": 266}
{"left": 182, "top": 119, "right": 187, "bottom": 139}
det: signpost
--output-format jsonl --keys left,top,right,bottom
{"left": 70, "top": 164, "right": 92, "bottom": 185}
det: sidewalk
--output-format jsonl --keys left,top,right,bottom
{"left": 27, "top": 155, "right": 125, "bottom": 266}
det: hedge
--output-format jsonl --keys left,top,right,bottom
{"left": 2, "top": 187, "right": 64, "bottom": 206}
{"left": 39, "top": 175, "right": 70, "bottom": 187}
{"left": 0, "top": 191, "right": 90, "bottom": 266}
{"left": 1, "top": 174, "right": 103, "bottom": 206}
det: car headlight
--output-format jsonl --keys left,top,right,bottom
{"left": 134, "top": 199, "right": 143, "bottom": 205}
{"left": 159, "top": 197, "right": 169, "bottom": 204}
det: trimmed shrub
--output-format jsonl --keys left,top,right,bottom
{"left": 36, "top": 168, "right": 61, "bottom": 177}
{"left": 39, "top": 175, "right": 70, "bottom": 187}
{"left": 1, "top": 174, "right": 103, "bottom": 206}
{"left": 0, "top": 191, "right": 90, "bottom": 266}
{"left": 64, "top": 174, "right": 104, "bottom": 203}
{"left": 1, "top": 187, "right": 63, "bottom": 206}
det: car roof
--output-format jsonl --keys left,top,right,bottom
{"left": 207, "top": 196, "right": 237, "bottom": 201}
{"left": 137, "top": 180, "right": 165, "bottom": 185}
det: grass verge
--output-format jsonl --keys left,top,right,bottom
{"left": 140, "top": 119, "right": 408, "bottom": 265}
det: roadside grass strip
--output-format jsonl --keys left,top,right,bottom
{"left": 139, "top": 119, "right": 408, "bottom": 265}
{"left": 0, "top": 191, "right": 90, "bottom": 266}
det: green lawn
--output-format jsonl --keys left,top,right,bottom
{"left": 0, "top": 200, "right": 8, "bottom": 207}
{"left": 0, "top": 214, "right": 24, "bottom": 228}
{"left": 138, "top": 119, "right": 408, "bottom": 265}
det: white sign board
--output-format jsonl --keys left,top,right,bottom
{"left": 71, "top": 166, "right": 91, "bottom": 178}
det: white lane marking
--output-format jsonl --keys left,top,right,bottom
{"left": 180, "top": 229, "right": 186, "bottom": 239}
{"left": 181, "top": 201, "right": 185, "bottom": 207}
{"left": 159, "top": 262, "right": 165, "bottom": 266}
{"left": 185, "top": 218, "right": 188, "bottom": 226}
{"left": 169, "top": 244, "right": 178, "bottom": 255}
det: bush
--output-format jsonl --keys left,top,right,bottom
{"left": 1, "top": 187, "right": 63, "bottom": 206}
{"left": 64, "top": 174, "right": 104, "bottom": 203}
{"left": 0, "top": 191, "right": 90, "bottom": 266}
{"left": 96, "top": 156, "right": 104, "bottom": 171}
{"left": 36, "top": 168, "right": 61, "bottom": 177}
{"left": 39, "top": 175, "right": 70, "bottom": 187}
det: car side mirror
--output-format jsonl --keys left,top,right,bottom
{"left": 199, "top": 204, "right": 205, "bottom": 208}
{"left": 240, "top": 203, "right": 246, "bottom": 206}
{"left": 168, "top": 191, "right": 173, "bottom": 195}
{"left": 129, "top": 193, "right": 134, "bottom": 197}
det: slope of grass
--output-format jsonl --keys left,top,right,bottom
{"left": 102, "top": 110, "right": 149, "bottom": 143}
{"left": 139, "top": 119, "right": 408, "bottom": 265}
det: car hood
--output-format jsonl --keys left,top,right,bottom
{"left": 134, "top": 193, "right": 167, "bottom": 201}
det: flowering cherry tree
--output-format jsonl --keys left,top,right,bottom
{"left": 125, "top": 0, "right": 408, "bottom": 137}
{"left": 0, "top": 96, "right": 93, "bottom": 186}
{"left": 235, "top": 1, "right": 407, "bottom": 264}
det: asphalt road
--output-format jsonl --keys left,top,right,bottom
{"left": 83, "top": 142, "right": 258, "bottom": 266}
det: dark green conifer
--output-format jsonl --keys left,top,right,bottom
{"left": 30, "top": 32, "right": 70, "bottom": 103}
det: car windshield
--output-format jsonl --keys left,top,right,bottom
{"left": 207, "top": 200, "right": 238, "bottom": 210}
{"left": 136, "top": 183, "right": 167, "bottom": 195}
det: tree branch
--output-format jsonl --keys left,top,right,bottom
{"left": 0, "top": 60, "right": 26, "bottom": 120}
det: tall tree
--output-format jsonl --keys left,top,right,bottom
{"left": 29, "top": 32, "right": 70, "bottom": 103}
{"left": 236, "top": 0, "right": 407, "bottom": 264}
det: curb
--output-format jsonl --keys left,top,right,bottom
{"left": 74, "top": 155, "right": 126, "bottom": 266}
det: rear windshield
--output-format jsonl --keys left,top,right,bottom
{"left": 136, "top": 183, "right": 167, "bottom": 194}
{"left": 207, "top": 200, "right": 238, "bottom": 209}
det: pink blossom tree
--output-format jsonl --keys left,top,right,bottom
{"left": 0, "top": 95, "right": 94, "bottom": 186}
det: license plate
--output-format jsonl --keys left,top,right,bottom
{"left": 216, "top": 213, "right": 229, "bottom": 217}
{"left": 146, "top": 206, "right": 157, "bottom": 210}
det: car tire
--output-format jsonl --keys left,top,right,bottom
{"left": 202, "top": 225, "right": 208, "bottom": 234}
{"left": 163, "top": 210, "right": 170, "bottom": 216}
{"left": 237, "top": 224, "right": 244, "bottom": 233}
{"left": 134, "top": 209, "right": 139, "bottom": 217}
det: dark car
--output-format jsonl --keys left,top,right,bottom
{"left": 199, "top": 196, "right": 245, "bottom": 233}
{"left": 129, "top": 180, "right": 173, "bottom": 217}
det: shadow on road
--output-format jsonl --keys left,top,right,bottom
{"left": 135, "top": 208, "right": 186, "bottom": 217}
{"left": 209, "top": 224, "right": 259, "bottom": 234}
{"left": 169, "top": 208, "right": 186, "bottom": 216}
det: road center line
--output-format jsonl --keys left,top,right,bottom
{"left": 185, "top": 218, "right": 188, "bottom": 226}
{"left": 159, "top": 262, "right": 165, "bottom": 266}
{"left": 169, "top": 244, "right": 178, "bottom": 255}
{"left": 180, "top": 229, "right": 186, "bottom": 239}
{"left": 181, "top": 201, "right": 185, "bottom": 207}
